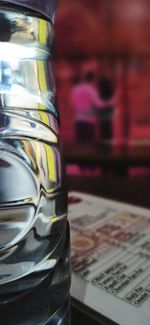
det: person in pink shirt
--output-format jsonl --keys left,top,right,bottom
{"left": 70, "top": 71, "right": 100, "bottom": 143}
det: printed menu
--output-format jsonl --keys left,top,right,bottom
{"left": 69, "top": 192, "right": 150, "bottom": 325}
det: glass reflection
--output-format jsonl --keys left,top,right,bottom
{"left": 0, "top": 9, "right": 65, "bottom": 288}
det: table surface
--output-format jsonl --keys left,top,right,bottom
{"left": 68, "top": 174, "right": 150, "bottom": 325}
{"left": 63, "top": 142, "right": 150, "bottom": 168}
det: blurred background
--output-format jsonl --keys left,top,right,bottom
{"left": 53, "top": 0, "right": 150, "bottom": 177}
{"left": 53, "top": 3, "right": 150, "bottom": 323}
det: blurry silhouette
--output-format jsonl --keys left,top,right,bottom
{"left": 0, "top": 13, "right": 11, "bottom": 41}
{"left": 97, "top": 76, "right": 116, "bottom": 142}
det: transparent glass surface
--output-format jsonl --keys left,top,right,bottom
{"left": 0, "top": 8, "right": 70, "bottom": 324}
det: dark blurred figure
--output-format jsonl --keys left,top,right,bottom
{"left": 97, "top": 76, "right": 116, "bottom": 142}
{"left": 0, "top": 13, "right": 11, "bottom": 41}
{"left": 70, "top": 71, "right": 100, "bottom": 143}
{"left": 0, "top": 13, "right": 12, "bottom": 128}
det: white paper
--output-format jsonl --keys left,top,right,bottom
{"left": 68, "top": 192, "right": 150, "bottom": 325}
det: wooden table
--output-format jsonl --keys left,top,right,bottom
{"left": 63, "top": 143, "right": 150, "bottom": 176}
